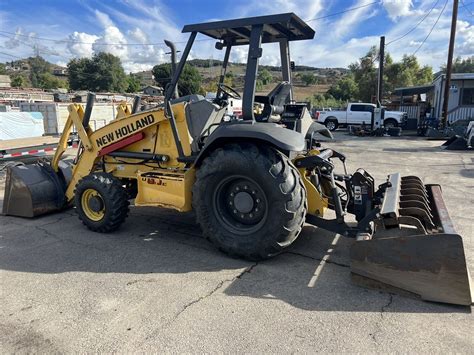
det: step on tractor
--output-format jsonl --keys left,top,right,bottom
{"left": 3, "top": 13, "right": 472, "bottom": 306}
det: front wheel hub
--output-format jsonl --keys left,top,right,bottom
{"left": 89, "top": 195, "right": 104, "bottom": 212}
{"left": 81, "top": 188, "right": 105, "bottom": 222}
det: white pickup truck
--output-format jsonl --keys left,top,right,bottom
{"left": 314, "top": 103, "right": 407, "bottom": 131}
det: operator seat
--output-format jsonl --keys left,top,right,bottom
{"left": 254, "top": 81, "right": 292, "bottom": 122}
{"left": 185, "top": 99, "right": 226, "bottom": 152}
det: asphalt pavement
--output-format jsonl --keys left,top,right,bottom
{"left": 1, "top": 131, "right": 473, "bottom": 352}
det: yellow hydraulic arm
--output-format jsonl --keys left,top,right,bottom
{"left": 115, "top": 101, "right": 132, "bottom": 119}
{"left": 51, "top": 103, "right": 93, "bottom": 172}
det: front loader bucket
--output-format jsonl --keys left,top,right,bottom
{"left": 351, "top": 175, "right": 473, "bottom": 306}
{"left": 2, "top": 161, "right": 68, "bottom": 217}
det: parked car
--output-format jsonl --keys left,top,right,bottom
{"left": 314, "top": 103, "right": 407, "bottom": 131}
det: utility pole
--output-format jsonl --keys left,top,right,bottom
{"left": 441, "top": 0, "right": 458, "bottom": 129}
{"left": 373, "top": 36, "right": 385, "bottom": 130}
{"left": 376, "top": 36, "right": 385, "bottom": 107}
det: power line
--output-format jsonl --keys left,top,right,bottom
{"left": 306, "top": 1, "right": 380, "bottom": 22}
{"left": 460, "top": 0, "right": 474, "bottom": 16}
{"left": 0, "top": 2, "right": 382, "bottom": 48}
{"left": 412, "top": 0, "right": 449, "bottom": 56}
{"left": 385, "top": 0, "right": 440, "bottom": 46}
{"left": 0, "top": 51, "right": 22, "bottom": 59}
{"left": 0, "top": 29, "right": 213, "bottom": 46}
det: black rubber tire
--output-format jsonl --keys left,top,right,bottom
{"left": 193, "top": 143, "right": 307, "bottom": 260}
{"left": 325, "top": 119, "right": 338, "bottom": 131}
{"left": 387, "top": 127, "right": 402, "bottom": 136}
{"left": 384, "top": 118, "right": 398, "bottom": 129}
{"left": 74, "top": 172, "right": 129, "bottom": 232}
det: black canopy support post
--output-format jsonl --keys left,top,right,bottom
{"left": 132, "top": 95, "right": 141, "bottom": 114}
{"left": 165, "top": 31, "right": 197, "bottom": 106}
{"left": 167, "top": 100, "right": 185, "bottom": 158}
{"left": 217, "top": 44, "right": 232, "bottom": 96}
{"left": 279, "top": 38, "right": 292, "bottom": 101}
{"left": 164, "top": 32, "right": 196, "bottom": 159}
{"left": 242, "top": 24, "right": 263, "bottom": 121}
{"left": 83, "top": 93, "right": 95, "bottom": 128}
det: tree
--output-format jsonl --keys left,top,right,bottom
{"left": 300, "top": 73, "right": 317, "bottom": 86}
{"left": 200, "top": 73, "right": 236, "bottom": 95}
{"left": 67, "top": 52, "right": 127, "bottom": 92}
{"left": 340, "top": 47, "right": 433, "bottom": 102}
{"left": 67, "top": 57, "right": 89, "bottom": 90}
{"left": 10, "top": 74, "right": 27, "bottom": 88}
{"left": 327, "top": 76, "right": 358, "bottom": 101}
{"left": 308, "top": 93, "right": 346, "bottom": 110}
{"left": 443, "top": 56, "right": 474, "bottom": 73}
{"left": 152, "top": 63, "right": 202, "bottom": 96}
{"left": 126, "top": 74, "right": 141, "bottom": 93}
{"left": 28, "top": 56, "right": 51, "bottom": 88}
{"left": 384, "top": 54, "right": 432, "bottom": 93}
{"left": 152, "top": 63, "right": 172, "bottom": 89}
{"left": 224, "top": 72, "right": 234, "bottom": 87}
{"left": 0, "top": 63, "right": 6, "bottom": 75}
{"left": 348, "top": 46, "right": 378, "bottom": 102}
{"left": 257, "top": 69, "right": 273, "bottom": 85}
{"left": 38, "top": 72, "right": 63, "bottom": 90}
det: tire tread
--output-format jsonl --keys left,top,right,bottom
{"left": 193, "top": 144, "right": 307, "bottom": 260}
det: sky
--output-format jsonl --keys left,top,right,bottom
{"left": 0, "top": 0, "right": 472, "bottom": 73}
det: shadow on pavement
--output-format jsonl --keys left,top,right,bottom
{"left": 459, "top": 168, "right": 474, "bottom": 179}
{"left": 0, "top": 207, "right": 470, "bottom": 314}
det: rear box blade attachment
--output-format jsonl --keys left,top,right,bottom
{"left": 351, "top": 233, "right": 473, "bottom": 305}
{"left": 351, "top": 174, "right": 473, "bottom": 306}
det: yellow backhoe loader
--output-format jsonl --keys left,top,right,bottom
{"left": 3, "top": 13, "right": 472, "bottom": 306}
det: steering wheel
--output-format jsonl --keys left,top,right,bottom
{"left": 217, "top": 83, "right": 241, "bottom": 100}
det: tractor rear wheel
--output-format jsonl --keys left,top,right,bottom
{"left": 193, "top": 143, "right": 307, "bottom": 260}
{"left": 74, "top": 172, "right": 129, "bottom": 232}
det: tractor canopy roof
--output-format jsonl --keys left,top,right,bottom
{"left": 182, "top": 13, "right": 315, "bottom": 45}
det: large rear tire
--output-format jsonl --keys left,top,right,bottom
{"left": 193, "top": 143, "right": 307, "bottom": 260}
{"left": 74, "top": 172, "right": 129, "bottom": 232}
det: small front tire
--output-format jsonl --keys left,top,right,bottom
{"left": 74, "top": 172, "right": 129, "bottom": 232}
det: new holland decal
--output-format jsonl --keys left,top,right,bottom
{"left": 95, "top": 114, "right": 155, "bottom": 148}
